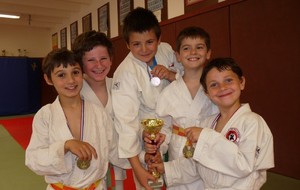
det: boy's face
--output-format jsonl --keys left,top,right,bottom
{"left": 205, "top": 68, "right": 245, "bottom": 109}
{"left": 176, "top": 37, "right": 211, "bottom": 70}
{"left": 82, "top": 45, "right": 112, "bottom": 82}
{"left": 127, "top": 29, "right": 160, "bottom": 65}
{"left": 44, "top": 63, "right": 83, "bottom": 99}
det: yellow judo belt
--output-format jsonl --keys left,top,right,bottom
{"left": 50, "top": 179, "right": 101, "bottom": 190}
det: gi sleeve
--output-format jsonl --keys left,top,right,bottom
{"left": 112, "top": 71, "right": 142, "bottom": 158}
{"left": 25, "top": 107, "right": 73, "bottom": 175}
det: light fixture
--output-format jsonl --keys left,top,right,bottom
{"left": 0, "top": 14, "right": 20, "bottom": 19}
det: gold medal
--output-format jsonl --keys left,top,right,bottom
{"left": 77, "top": 159, "right": 90, "bottom": 170}
{"left": 183, "top": 140, "right": 195, "bottom": 158}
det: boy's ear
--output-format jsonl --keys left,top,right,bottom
{"left": 44, "top": 74, "right": 53, "bottom": 86}
{"left": 240, "top": 76, "right": 246, "bottom": 90}
{"left": 206, "top": 49, "right": 212, "bottom": 60}
{"left": 175, "top": 51, "right": 181, "bottom": 63}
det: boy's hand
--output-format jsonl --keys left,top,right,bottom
{"left": 149, "top": 162, "right": 165, "bottom": 174}
{"left": 143, "top": 131, "right": 165, "bottom": 154}
{"left": 151, "top": 65, "right": 176, "bottom": 82}
{"left": 64, "top": 139, "right": 98, "bottom": 161}
{"left": 145, "top": 152, "right": 163, "bottom": 165}
{"left": 185, "top": 127, "right": 203, "bottom": 143}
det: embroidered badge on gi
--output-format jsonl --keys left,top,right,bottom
{"left": 113, "top": 82, "right": 120, "bottom": 90}
{"left": 225, "top": 128, "right": 240, "bottom": 144}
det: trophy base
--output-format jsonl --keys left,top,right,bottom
{"left": 148, "top": 176, "right": 164, "bottom": 189}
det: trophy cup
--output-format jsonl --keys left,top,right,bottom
{"left": 141, "top": 118, "right": 164, "bottom": 189}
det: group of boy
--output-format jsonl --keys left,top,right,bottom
{"left": 25, "top": 7, "right": 274, "bottom": 190}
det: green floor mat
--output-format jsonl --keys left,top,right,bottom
{"left": 0, "top": 125, "right": 47, "bottom": 190}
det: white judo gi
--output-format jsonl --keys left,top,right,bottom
{"left": 25, "top": 97, "right": 130, "bottom": 190}
{"left": 112, "top": 42, "right": 182, "bottom": 160}
{"left": 156, "top": 75, "right": 218, "bottom": 190}
{"left": 163, "top": 103, "right": 274, "bottom": 190}
{"left": 81, "top": 78, "right": 128, "bottom": 184}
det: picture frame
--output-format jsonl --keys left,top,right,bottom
{"left": 70, "top": 21, "right": 78, "bottom": 48}
{"left": 60, "top": 27, "right": 67, "bottom": 49}
{"left": 117, "top": 0, "right": 133, "bottom": 37}
{"left": 82, "top": 13, "right": 92, "bottom": 33}
{"left": 52, "top": 33, "right": 58, "bottom": 50}
{"left": 185, "top": 0, "right": 204, "bottom": 6}
{"left": 98, "top": 3, "right": 110, "bottom": 38}
{"left": 184, "top": 0, "right": 218, "bottom": 13}
{"left": 145, "top": 0, "right": 168, "bottom": 22}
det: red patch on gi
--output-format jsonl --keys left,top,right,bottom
{"left": 225, "top": 128, "right": 240, "bottom": 144}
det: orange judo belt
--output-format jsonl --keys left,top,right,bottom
{"left": 50, "top": 179, "right": 101, "bottom": 190}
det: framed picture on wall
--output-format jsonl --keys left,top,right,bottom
{"left": 70, "top": 21, "right": 78, "bottom": 48}
{"left": 185, "top": 0, "right": 204, "bottom": 6}
{"left": 52, "top": 33, "right": 58, "bottom": 50}
{"left": 98, "top": 3, "right": 110, "bottom": 38}
{"left": 118, "top": 0, "right": 133, "bottom": 37}
{"left": 60, "top": 27, "right": 67, "bottom": 49}
{"left": 82, "top": 13, "right": 92, "bottom": 33}
{"left": 145, "top": 0, "right": 168, "bottom": 22}
{"left": 185, "top": 0, "right": 219, "bottom": 13}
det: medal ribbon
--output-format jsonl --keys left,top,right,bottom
{"left": 80, "top": 99, "right": 85, "bottom": 141}
{"left": 211, "top": 113, "right": 221, "bottom": 130}
{"left": 147, "top": 57, "right": 157, "bottom": 80}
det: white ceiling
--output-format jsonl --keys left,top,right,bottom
{"left": 0, "top": 0, "right": 93, "bottom": 29}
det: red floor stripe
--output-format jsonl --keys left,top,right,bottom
{"left": 0, "top": 116, "right": 33, "bottom": 150}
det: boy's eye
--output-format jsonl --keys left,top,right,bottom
{"left": 147, "top": 40, "right": 154, "bottom": 45}
{"left": 197, "top": 45, "right": 204, "bottom": 50}
{"left": 100, "top": 57, "right": 108, "bottom": 61}
{"left": 57, "top": 73, "right": 65, "bottom": 78}
{"left": 73, "top": 70, "right": 82, "bottom": 75}
{"left": 225, "top": 78, "right": 233, "bottom": 83}
{"left": 132, "top": 42, "right": 140, "bottom": 47}
{"left": 209, "top": 82, "right": 217, "bottom": 88}
{"left": 182, "top": 46, "right": 190, "bottom": 51}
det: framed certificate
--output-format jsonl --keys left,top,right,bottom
{"left": 70, "top": 21, "right": 78, "bottom": 48}
{"left": 98, "top": 3, "right": 110, "bottom": 38}
{"left": 52, "top": 33, "right": 58, "bottom": 50}
{"left": 60, "top": 27, "right": 67, "bottom": 49}
{"left": 117, "top": 0, "right": 133, "bottom": 37}
{"left": 82, "top": 13, "right": 92, "bottom": 33}
{"left": 185, "top": 0, "right": 218, "bottom": 13}
{"left": 145, "top": 0, "right": 168, "bottom": 22}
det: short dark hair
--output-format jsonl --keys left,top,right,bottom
{"left": 72, "top": 30, "right": 113, "bottom": 65}
{"left": 42, "top": 48, "right": 80, "bottom": 80}
{"left": 176, "top": 26, "right": 210, "bottom": 52}
{"left": 122, "top": 7, "right": 161, "bottom": 44}
{"left": 200, "top": 57, "right": 243, "bottom": 92}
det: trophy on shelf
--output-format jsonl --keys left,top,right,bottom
{"left": 141, "top": 118, "right": 164, "bottom": 189}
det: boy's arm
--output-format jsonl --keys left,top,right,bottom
{"left": 25, "top": 107, "right": 73, "bottom": 176}
{"left": 129, "top": 156, "right": 156, "bottom": 190}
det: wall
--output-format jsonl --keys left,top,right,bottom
{"left": 0, "top": 25, "right": 51, "bottom": 57}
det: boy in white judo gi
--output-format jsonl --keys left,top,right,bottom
{"left": 150, "top": 57, "right": 275, "bottom": 190}
{"left": 111, "top": 7, "right": 183, "bottom": 190}
{"left": 72, "top": 30, "right": 128, "bottom": 190}
{"left": 25, "top": 49, "right": 129, "bottom": 190}
{"left": 144, "top": 26, "right": 218, "bottom": 190}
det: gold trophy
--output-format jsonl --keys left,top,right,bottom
{"left": 141, "top": 118, "right": 164, "bottom": 189}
